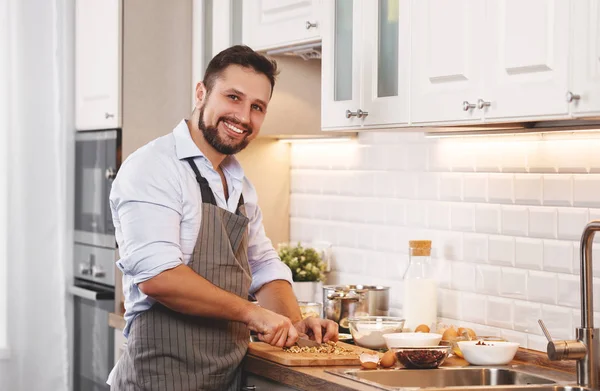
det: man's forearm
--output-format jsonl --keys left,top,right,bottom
{"left": 138, "top": 264, "right": 256, "bottom": 324}
{"left": 254, "top": 280, "right": 302, "bottom": 324}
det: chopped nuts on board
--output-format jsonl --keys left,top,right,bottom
{"left": 283, "top": 341, "right": 356, "bottom": 355}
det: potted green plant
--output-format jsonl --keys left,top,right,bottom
{"left": 278, "top": 242, "right": 326, "bottom": 303}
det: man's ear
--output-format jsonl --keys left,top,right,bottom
{"left": 195, "top": 82, "right": 208, "bottom": 109}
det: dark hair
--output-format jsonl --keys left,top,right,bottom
{"left": 202, "top": 45, "right": 279, "bottom": 97}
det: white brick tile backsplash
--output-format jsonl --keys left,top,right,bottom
{"left": 514, "top": 174, "right": 542, "bottom": 205}
{"left": 290, "top": 131, "right": 600, "bottom": 352}
{"left": 427, "top": 202, "right": 451, "bottom": 230}
{"left": 558, "top": 274, "right": 580, "bottom": 308}
{"left": 475, "top": 265, "right": 500, "bottom": 295}
{"left": 515, "top": 238, "right": 543, "bottom": 270}
{"left": 417, "top": 173, "right": 439, "bottom": 200}
{"left": 451, "top": 204, "right": 475, "bottom": 232}
{"left": 543, "top": 240, "right": 573, "bottom": 273}
{"left": 438, "top": 289, "right": 461, "bottom": 319}
{"left": 514, "top": 300, "right": 542, "bottom": 334}
{"left": 543, "top": 174, "right": 572, "bottom": 206}
{"left": 574, "top": 174, "right": 600, "bottom": 207}
{"left": 529, "top": 207, "right": 557, "bottom": 239}
{"left": 486, "top": 297, "right": 513, "bottom": 329}
{"left": 440, "top": 173, "right": 463, "bottom": 201}
{"left": 451, "top": 262, "right": 476, "bottom": 292}
{"left": 461, "top": 293, "right": 487, "bottom": 324}
{"left": 488, "top": 174, "right": 514, "bottom": 204}
{"left": 463, "top": 174, "right": 488, "bottom": 202}
{"left": 500, "top": 268, "right": 527, "bottom": 300}
{"left": 489, "top": 235, "right": 515, "bottom": 267}
{"left": 558, "top": 208, "right": 589, "bottom": 240}
{"left": 528, "top": 271, "right": 558, "bottom": 305}
{"left": 463, "top": 233, "right": 488, "bottom": 263}
{"left": 541, "top": 305, "right": 573, "bottom": 340}
{"left": 475, "top": 204, "right": 501, "bottom": 234}
{"left": 501, "top": 206, "right": 529, "bottom": 236}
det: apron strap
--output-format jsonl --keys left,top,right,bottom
{"left": 186, "top": 157, "right": 245, "bottom": 211}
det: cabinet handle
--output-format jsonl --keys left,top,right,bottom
{"left": 105, "top": 112, "right": 115, "bottom": 119}
{"left": 345, "top": 109, "right": 358, "bottom": 118}
{"left": 566, "top": 91, "right": 581, "bottom": 103}
{"left": 305, "top": 21, "right": 318, "bottom": 29}
{"left": 477, "top": 99, "right": 491, "bottom": 110}
{"left": 105, "top": 167, "right": 117, "bottom": 180}
{"left": 241, "top": 387, "right": 257, "bottom": 391}
{"left": 462, "top": 101, "right": 476, "bottom": 111}
{"left": 357, "top": 109, "right": 369, "bottom": 119}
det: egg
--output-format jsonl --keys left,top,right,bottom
{"left": 414, "top": 324, "right": 430, "bottom": 333}
{"left": 458, "top": 327, "right": 476, "bottom": 339}
{"left": 359, "top": 352, "right": 379, "bottom": 369}
{"left": 442, "top": 327, "right": 459, "bottom": 341}
{"left": 379, "top": 350, "right": 396, "bottom": 368}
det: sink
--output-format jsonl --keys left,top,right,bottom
{"left": 326, "top": 367, "right": 581, "bottom": 390}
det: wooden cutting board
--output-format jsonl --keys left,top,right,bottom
{"left": 247, "top": 341, "right": 379, "bottom": 366}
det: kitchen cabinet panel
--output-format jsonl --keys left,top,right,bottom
{"left": 243, "top": 0, "right": 321, "bottom": 51}
{"left": 411, "top": 0, "right": 485, "bottom": 124}
{"left": 75, "top": 0, "right": 121, "bottom": 130}
{"left": 570, "top": 0, "right": 600, "bottom": 117}
{"left": 484, "top": 0, "right": 570, "bottom": 121}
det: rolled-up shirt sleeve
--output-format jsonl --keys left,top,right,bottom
{"left": 110, "top": 151, "right": 184, "bottom": 284}
{"left": 244, "top": 181, "right": 293, "bottom": 295}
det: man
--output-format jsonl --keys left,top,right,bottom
{"left": 107, "top": 45, "right": 338, "bottom": 390}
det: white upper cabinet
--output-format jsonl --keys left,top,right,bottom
{"left": 570, "top": 0, "right": 600, "bottom": 117}
{"left": 75, "top": 0, "right": 121, "bottom": 130}
{"left": 411, "top": 0, "right": 485, "bottom": 125}
{"left": 322, "top": 0, "right": 410, "bottom": 130}
{"left": 361, "top": 0, "right": 410, "bottom": 127}
{"left": 321, "top": 0, "right": 363, "bottom": 129}
{"left": 242, "top": 0, "right": 321, "bottom": 51}
{"left": 485, "top": 0, "right": 570, "bottom": 121}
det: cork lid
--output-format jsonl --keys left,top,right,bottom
{"left": 409, "top": 240, "right": 432, "bottom": 256}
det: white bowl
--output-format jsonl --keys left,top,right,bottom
{"left": 383, "top": 332, "right": 443, "bottom": 348}
{"left": 457, "top": 340, "right": 520, "bottom": 365}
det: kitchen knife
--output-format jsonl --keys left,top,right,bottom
{"left": 297, "top": 336, "right": 321, "bottom": 348}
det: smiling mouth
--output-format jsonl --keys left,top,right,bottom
{"left": 222, "top": 120, "right": 248, "bottom": 135}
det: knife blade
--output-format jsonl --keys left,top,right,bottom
{"left": 297, "top": 336, "right": 321, "bottom": 348}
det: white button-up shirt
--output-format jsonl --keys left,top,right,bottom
{"left": 110, "top": 119, "right": 292, "bottom": 336}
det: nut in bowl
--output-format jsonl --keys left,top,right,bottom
{"left": 457, "top": 340, "right": 520, "bottom": 366}
{"left": 392, "top": 346, "right": 452, "bottom": 369}
{"left": 383, "top": 332, "right": 443, "bottom": 349}
{"left": 347, "top": 316, "right": 405, "bottom": 349}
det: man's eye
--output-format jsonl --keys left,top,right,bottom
{"left": 228, "top": 95, "right": 239, "bottom": 101}
{"left": 252, "top": 104, "right": 263, "bottom": 112}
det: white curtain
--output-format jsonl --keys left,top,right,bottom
{"left": 0, "top": 0, "right": 73, "bottom": 390}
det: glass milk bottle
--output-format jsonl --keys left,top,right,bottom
{"left": 402, "top": 240, "right": 437, "bottom": 331}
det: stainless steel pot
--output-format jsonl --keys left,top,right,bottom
{"left": 322, "top": 285, "right": 390, "bottom": 330}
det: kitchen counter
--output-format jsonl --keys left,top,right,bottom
{"left": 243, "top": 349, "right": 577, "bottom": 391}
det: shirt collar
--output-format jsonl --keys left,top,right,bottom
{"left": 173, "top": 119, "right": 245, "bottom": 182}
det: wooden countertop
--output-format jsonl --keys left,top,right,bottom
{"left": 243, "top": 348, "right": 577, "bottom": 391}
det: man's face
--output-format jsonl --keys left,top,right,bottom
{"left": 196, "top": 65, "right": 271, "bottom": 155}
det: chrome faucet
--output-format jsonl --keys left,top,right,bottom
{"left": 538, "top": 220, "right": 600, "bottom": 389}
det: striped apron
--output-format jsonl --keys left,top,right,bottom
{"left": 111, "top": 158, "right": 252, "bottom": 391}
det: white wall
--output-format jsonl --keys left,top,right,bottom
{"left": 290, "top": 130, "right": 600, "bottom": 352}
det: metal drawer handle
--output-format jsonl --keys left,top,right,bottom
{"left": 241, "top": 386, "right": 257, "bottom": 391}
{"left": 345, "top": 109, "right": 358, "bottom": 118}
{"left": 462, "top": 101, "right": 476, "bottom": 111}
{"left": 477, "top": 99, "right": 491, "bottom": 110}
{"left": 305, "top": 21, "right": 318, "bottom": 29}
{"left": 566, "top": 91, "right": 581, "bottom": 103}
{"left": 105, "top": 112, "right": 115, "bottom": 119}
{"left": 357, "top": 109, "right": 369, "bottom": 119}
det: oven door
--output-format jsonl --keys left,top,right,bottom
{"left": 74, "top": 130, "right": 120, "bottom": 248}
{"left": 70, "top": 280, "right": 115, "bottom": 391}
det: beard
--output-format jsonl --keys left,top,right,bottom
{"left": 197, "top": 106, "right": 252, "bottom": 155}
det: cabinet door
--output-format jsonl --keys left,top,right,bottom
{"left": 243, "top": 373, "right": 299, "bottom": 390}
{"left": 484, "top": 0, "right": 570, "bottom": 121}
{"left": 321, "top": 0, "right": 363, "bottom": 130}
{"left": 75, "top": 0, "right": 121, "bottom": 130}
{"left": 410, "top": 0, "right": 486, "bottom": 124}
{"left": 361, "top": 0, "right": 410, "bottom": 127}
{"left": 570, "top": 0, "right": 600, "bottom": 117}
{"left": 242, "top": 0, "right": 321, "bottom": 51}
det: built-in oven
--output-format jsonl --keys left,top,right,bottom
{"left": 74, "top": 129, "right": 121, "bottom": 249}
{"left": 71, "top": 128, "right": 121, "bottom": 390}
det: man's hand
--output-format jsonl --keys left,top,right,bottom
{"left": 245, "top": 305, "right": 299, "bottom": 348}
{"left": 294, "top": 317, "right": 339, "bottom": 344}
